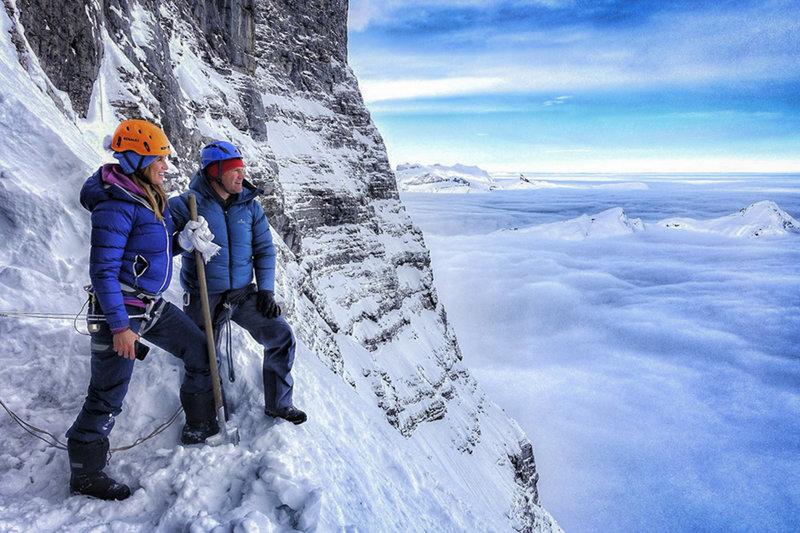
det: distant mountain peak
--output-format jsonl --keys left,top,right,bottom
{"left": 503, "top": 201, "right": 798, "bottom": 241}
{"left": 659, "top": 200, "right": 799, "bottom": 237}
{"left": 507, "top": 207, "right": 645, "bottom": 240}
{"left": 395, "top": 162, "right": 495, "bottom": 193}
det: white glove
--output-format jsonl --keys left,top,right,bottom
{"left": 178, "top": 216, "right": 221, "bottom": 263}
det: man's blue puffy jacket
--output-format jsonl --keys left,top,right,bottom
{"left": 169, "top": 170, "right": 275, "bottom": 295}
{"left": 81, "top": 164, "right": 174, "bottom": 331}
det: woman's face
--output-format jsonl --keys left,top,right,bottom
{"left": 144, "top": 156, "right": 169, "bottom": 185}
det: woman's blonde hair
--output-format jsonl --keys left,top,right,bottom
{"left": 131, "top": 172, "right": 167, "bottom": 221}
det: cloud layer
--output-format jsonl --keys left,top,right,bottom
{"left": 401, "top": 175, "right": 800, "bottom": 532}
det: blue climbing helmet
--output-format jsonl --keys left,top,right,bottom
{"left": 201, "top": 141, "right": 242, "bottom": 169}
{"left": 201, "top": 141, "right": 245, "bottom": 195}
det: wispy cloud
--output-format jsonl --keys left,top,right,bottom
{"left": 349, "top": 0, "right": 650, "bottom": 33}
{"left": 349, "top": 0, "right": 572, "bottom": 32}
{"left": 350, "top": 1, "right": 800, "bottom": 98}
{"left": 543, "top": 96, "right": 573, "bottom": 106}
{"left": 360, "top": 76, "right": 506, "bottom": 103}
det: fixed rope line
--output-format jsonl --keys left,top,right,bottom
{"left": 0, "top": 397, "right": 68, "bottom": 450}
{"left": 0, "top": 301, "right": 96, "bottom": 335}
{"left": 0, "top": 397, "right": 184, "bottom": 453}
{"left": 0, "top": 311, "right": 101, "bottom": 319}
{"left": 0, "top": 310, "right": 148, "bottom": 322}
{"left": 108, "top": 406, "right": 184, "bottom": 453}
{"left": 0, "top": 310, "right": 106, "bottom": 321}
{"left": 0, "top": 306, "right": 151, "bottom": 335}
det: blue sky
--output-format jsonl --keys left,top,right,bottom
{"left": 347, "top": 0, "right": 800, "bottom": 173}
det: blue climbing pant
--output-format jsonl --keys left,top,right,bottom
{"left": 66, "top": 300, "right": 212, "bottom": 443}
{"left": 184, "top": 285, "right": 296, "bottom": 412}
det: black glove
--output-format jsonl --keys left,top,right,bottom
{"left": 256, "top": 290, "right": 281, "bottom": 319}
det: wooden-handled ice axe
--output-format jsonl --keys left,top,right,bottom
{"left": 188, "top": 193, "right": 239, "bottom": 445}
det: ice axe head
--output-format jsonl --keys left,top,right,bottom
{"left": 205, "top": 418, "right": 240, "bottom": 446}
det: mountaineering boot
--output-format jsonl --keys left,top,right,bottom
{"left": 265, "top": 405, "right": 307, "bottom": 425}
{"left": 67, "top": 438, "right": 131, "bottom": 501}
{"left": 180, "top": 390, "right": 220, "bottom": 445}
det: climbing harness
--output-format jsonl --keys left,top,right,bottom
{"left": 95, "top": 283, "right": 165, "bottom": 333}
{"left": 0, "top": 285, "right": 164, "bottom": 335}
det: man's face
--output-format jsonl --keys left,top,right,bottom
{"left": 219, "top": 166, "right": 245, "bottom": 195}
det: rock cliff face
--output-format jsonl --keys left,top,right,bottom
{"left": 2, "top": 0, "right": 553, "bottom": 529}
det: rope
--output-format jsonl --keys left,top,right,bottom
{"left": 109, "top": 406, "right": 184, "bottom": 453}
{"left": 0, "top": 307, "right": 153, "bottom": 337}
{"left": 223, "top": 312, "right": 235, "bottom": 383}
{"left": 74, "top": 296, "right": 90, "bottom": 335}
{"left": 0, "top": 397, "right": 68, "bottom": 450}
{"left": 218, "top": 301, "right": 236, "bottom": 383}
{"left": 0, "top": 310, "right": 150, "bottom": 322}
{"left": 0, "top": 397, "right": 183, "bottom": 453}
{"left": 0, "top": 311, "right": 105, "bottom": 319}
{"left": 1, "top": 301, "right": 97, "bottom": 336}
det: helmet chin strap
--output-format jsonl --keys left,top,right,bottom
{"left": 122, "top": 152, "right": 152, "bottom": 183}
{"left": 208, "top": 161, "right": 236, "bottom": 196}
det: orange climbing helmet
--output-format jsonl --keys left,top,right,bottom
{"left": 110, "top": 119, "right": 170, "bottom": 156}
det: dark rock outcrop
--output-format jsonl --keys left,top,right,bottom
{"left": 13, "top": 0, "right": 103, "bottom": 117}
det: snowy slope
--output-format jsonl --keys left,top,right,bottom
{"left": 0, "top": 2, "right": 559, "bottom": 532}
{"left": 395, "top": 163, "right": 496, "bottom": 193}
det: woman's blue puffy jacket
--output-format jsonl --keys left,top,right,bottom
{"left": 81, "top": 164, "right": 174, "bottom": 331}
{"left": 169, "top": 170, "right": 275, "bottom": 295}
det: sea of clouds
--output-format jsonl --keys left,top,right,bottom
{"left": 402, "top": 173, "right": 800, "bottom": 533}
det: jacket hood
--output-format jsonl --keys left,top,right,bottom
{"left": 80, "top": 164, "right": 148, "bottom": 212}
{"left": 188, "top": 169, "right": 262, "bottom": 204}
